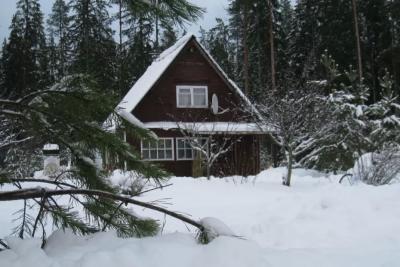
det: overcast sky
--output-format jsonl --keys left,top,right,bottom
{"left": 0, "top": 0, "right": 229, "bottom": 41}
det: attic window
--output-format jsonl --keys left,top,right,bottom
{"left": 176, "top": 86, "right": 208, "bottom": 108}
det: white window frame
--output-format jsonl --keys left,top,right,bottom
{"left": 141, "top": 138, "right": 174, "bottom": 161}
{"left": 176, "top": 85, "right": 208, "bottom": 108}
{"left": 176, "top": 137, "right": 209, "bottom": 160}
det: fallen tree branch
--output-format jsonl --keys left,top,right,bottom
{"left": 0, "top": 188, "right": 204, "bottom": 231}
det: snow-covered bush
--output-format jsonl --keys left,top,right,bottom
{"left": 352, "top": 145, "right": 400, "bottom": 185}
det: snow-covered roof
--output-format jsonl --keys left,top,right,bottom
{"left": 115, "top": 33, "right": 262, "bottom": 131}
{"left": 43, "top": 144, "right": 59, "bottom": 151}
{"left": 143, "top": 121, "right": 269, "bottom": 134}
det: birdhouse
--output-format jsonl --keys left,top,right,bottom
{"left": 43, "top": 144, "right": 60, "bottom": 176}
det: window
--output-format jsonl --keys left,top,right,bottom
{"left": 141, "top": 138, "right": 174, "bottom": 161}
{"left": 176, "top": 86, "right": 208, "bottom": 108}
{"left": 176, "top": 138, "right": 208, "bottom": 160}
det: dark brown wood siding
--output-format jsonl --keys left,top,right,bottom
{"left": 132, "top": 39, "right": 245, "bottom": 123}
{"left": 127, "top": 129, "right": 261, "bottom": 177}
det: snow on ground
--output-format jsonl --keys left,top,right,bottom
{"left": 1, "top": 167, "right": 400, "bottom": 266}
{"left": 0, "top": 230, "right": 268, "bottom": 267}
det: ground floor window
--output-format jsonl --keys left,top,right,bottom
{"left": 176, "top": 137, "right": 208, "bottom": 160}
{"left": 141, "top": 138, "right": 174, "bottom": 160}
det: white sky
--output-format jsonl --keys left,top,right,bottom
{"left": 0, "top": 0, "right": 229, "bottom": 42}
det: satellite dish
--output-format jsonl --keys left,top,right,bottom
{"left": 211, "top": 94, "right": 219, "bottom": 115}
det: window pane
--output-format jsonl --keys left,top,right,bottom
{"left": 178, "top": 93, "right": 191, "bottom": 106}
{"left": 193, "top": 88, "right": 206, "bottom": 106}
{"left": 184, "top": 139, "right": 191, "bottom": 149}
{"left": 178, "top": 149, "right": 185, "bottom": 159}
{"left": 177, "top": 139, "right": 185, "bottom": 148}
{"left": 193, "top": 94, "right": 206, "bottom": 106}
{"left": 158, "top": 141, "right": 165, "bottom": 149}
{"left": 149, "top": 141, "right": 157, "bottom": 149}
{"left": 166, "top": 150, "right": 172, "bottom": 159}
{"left": 180, "top": 88, "right": 191, "bottom": 93}
{"left": 165, "top": 139, "right": 172, "bottom": 148}
{"left": 186, "top": 149, "right": 193, "bottom": 159}
{"left": 150, "top": 150, "right": 157, "bottom": 159}
{"left": 193, "top": 88, "right": 205, "bottom": 95}
{"left": 142, "top": 150, "right": 149, "bottom": 159}
{"left": 142, "top": 141, "right": 149, "bottom": 149}
{"left": 158, "top": 150, "right": 165, "bottom": 159}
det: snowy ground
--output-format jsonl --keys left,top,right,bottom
{"left": 1, "top": 167, "right": 400, "bottom": 266}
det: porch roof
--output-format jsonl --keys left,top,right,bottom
{"left": 143, "top": 121, "right": 271, "bottom": 134}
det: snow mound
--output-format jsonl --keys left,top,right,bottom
{"left": 200, "top": 217, "right": 236, "bottom": 240}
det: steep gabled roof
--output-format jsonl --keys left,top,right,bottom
{"left": 115, "top": 33, "right": 260, "bottom": 129}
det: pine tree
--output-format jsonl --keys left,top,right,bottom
{"left": 366, "top": 72, "right": 400, "bottom": 148}
{"left": 279, "top": 0, "right": 294, "bottom": 77}
{"left": 228, "top": 0, "right": 252, "bottom": 95}
{"left": 199, "top": 18, "right": 234, "bottom": 78}
{"left": 290, "top": 0, "right": 320, "bottom": 80}
{"left": 150, "top": 0, "right": 204, "bottom": 51}
{"left": 389, "top": 0, "right": 400, "bottom": 46}
{"left": 47, "top": 0, "right": 70, "bottom": 79}
{"left": 227, "top": 0, "right": 288, "bottom": 98}
{"left": 68, "top": 0, "right": 117, "bottom": 94}
{"left": 159, "top": 23, "right": 177, "bottom": 50}
{"left": 358, "top": 0, "right": 392, "bottom": 102}
{"left": 297, "top": 55, "right": 371, "bottom": 172}
{"left": 109, "top": 0, "right": 203, "bottom": 97}
{"left": 2, "top": 0, "right": 48, "bottom": 99}
{"left": 122, "top": 13, "right": 154, "bottom": 96}
{"left": 0, "top": 40, "right": 6, "bottom": 92}
{"left": 0, "top": 75, "right": 168, "bottom": 241}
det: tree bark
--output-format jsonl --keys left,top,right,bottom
{"left": 268, "top": 0, "right": 276, "bottom": 91}
{"left": 351, "top": 0, "right": 363, "bottom": 82}
{"left": 284, "top": 146, "right": 293, "bottom": 186}
{"left": 243, "top": 4, "right": 250, "bottom": 96}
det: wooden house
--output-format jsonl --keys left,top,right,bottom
{"left": 114, "top": 34, "right": 270, "bottom": 177}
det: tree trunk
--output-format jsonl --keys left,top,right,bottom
{"left": 118, "top": 0, "right": 123, "bottom": 96}
{"left": 155, "top": 0, "right": 160, "bottom": 51}
{"left": 243, "top": 4, "right": 250, "bottom": 96}
{"left": 284, "top": 147, "right": 293, "bottom": 186}
{"left": 351, "top": 0, "right": 363, "bottom": 82}
{"left": 267, "top": 0, "right": 276, "bottom": 91}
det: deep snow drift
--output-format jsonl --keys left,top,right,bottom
{"left": 1, "top": 167, "right": 400, "bottom": 266}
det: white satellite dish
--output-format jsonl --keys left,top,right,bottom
{"left": 211, "top": 94, "right": 219, "bottom": 114}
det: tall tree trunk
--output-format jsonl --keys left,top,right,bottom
{"left": 243, "top": 4, "right": 250, "bottom": 96}
{"left": 118, "top": 0, "right": 123, "bottom": 96}
{"left": 59, "top": 11, "right": 64, "bottom": 77}
{"left": 351, "top": 0, "right": 363, "bottom": 82}
{"left": 155, "top": 0, "right": 159, "bottom": 51}
{"left": 267, "top": 0, "right": 276, "bottom": 91}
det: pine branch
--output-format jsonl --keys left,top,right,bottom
{"left": 0, "top": 188, "right": 205, "bottom": 231}
{"left": 0, "top": 239, "right": 9, "bottom": 250}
